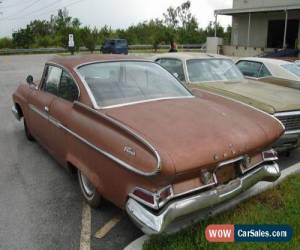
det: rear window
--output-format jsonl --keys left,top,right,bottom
{"left": 281, "top": 64, "right": 300, "bottom": 78}
{"left": 77, "top": 61, "right": 192, "bottom": 108}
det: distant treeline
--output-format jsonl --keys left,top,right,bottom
{"left": 0, "top": 1, "right": 231, "bottom": 52}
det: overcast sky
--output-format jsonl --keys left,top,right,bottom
{"left": 0, "top": 0, "right": 232, "bottom": 37}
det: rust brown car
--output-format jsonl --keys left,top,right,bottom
{"left": 12, "top": 55, "right": 283, "bottom": 234}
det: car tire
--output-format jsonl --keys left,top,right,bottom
{"left": 78, "top": 169, "right": 102, "bottom": 208}
{"left": 24, "top": 118, "right": 34, "bottom": 141}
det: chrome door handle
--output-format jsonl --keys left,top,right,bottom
{"left": 44, "top": 106, "right": 49, "bottom": 112}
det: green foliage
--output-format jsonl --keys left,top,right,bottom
{"left": 7, "top": 2, "right": 231, "bottom": 50}
{"left": 12, "top": 26, "right": 34, "bottom": 48}
{"left": 0, "top": 37, "right": 14, "bottom": 49}
{"left": 80, "top": 27, "right": 97, "bottom": 53}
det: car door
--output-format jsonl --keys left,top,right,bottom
{"left": 27, "top": 65, "right": 62, "bottom": 149}
{"left": 155, "top": 58, "right": 187, "bottom": 83}
{"left": 47, "top": 69, "right": 80, "bottom": 164}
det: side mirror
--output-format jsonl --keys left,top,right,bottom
{"left": 26, "top": 75, "right": 34, "bottom": 85}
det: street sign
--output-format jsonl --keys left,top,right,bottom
{"left": 68, "top": 34, "right": 75, "bottom": 48}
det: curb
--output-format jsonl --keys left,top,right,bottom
{"left": 124, "top": 163, "right": 300, "bottom": 250}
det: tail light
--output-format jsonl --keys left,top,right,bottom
{"left": 130, "top": 186, "right": 173, "bottom": 209}
{"left": 262, "top": 149, "right": 278, "bottom": 161}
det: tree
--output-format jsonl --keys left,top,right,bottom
{"left": 12, "top": 27, "right": 34, "bottom": 48}
{"left": 163, "top": 6, "right": 179, "bottom": 28}
{"left": 81, "top": 26, "right": 97, "bottom": 53}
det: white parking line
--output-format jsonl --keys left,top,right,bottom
{"left": 95, "top": 213, "right": 123, "bottom": 239}
{"left": 80, "top": 202, "right": 91, "bottom": 250}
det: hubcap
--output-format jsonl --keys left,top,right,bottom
{"left": 80, "top": 172, "right": 95, "bottom": 197}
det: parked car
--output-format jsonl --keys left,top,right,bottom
{"left": 100, "top": 39, "right": 128, "bottom": 54}
{"left": 153, "top": 53, "right": 300, "bottom": 152}
{"left": 12, "top": 55, "right": 283, "bottom": 234}
{"left": 236, "top": 57, "right": 300, "bottom": 90}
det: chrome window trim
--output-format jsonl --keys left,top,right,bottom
{"left": 29, "top": 102, "right": 161, "bottom": 177}
{"left": 74, "top": 60, "right": 193, "bottom": 109}
{"left": 93, "top": 96, "right": 194, "bottom": 109}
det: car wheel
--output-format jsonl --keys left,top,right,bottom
{"left": 78, "top": 169, "right": 102, "bottom": 208}
{"left": 24, "top": 118, "right": 34, "bottom": 141}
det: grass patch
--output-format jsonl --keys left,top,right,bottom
{"left": 144, "top": 173, "right": 300, "bottom": 250}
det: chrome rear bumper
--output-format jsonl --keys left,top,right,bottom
{"left": 126, "top": 162, "right": 280, "bottom": 234}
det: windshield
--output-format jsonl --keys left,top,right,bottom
{"left": 78, "top": 61, "right": 192, "bottom": 107}
{"left": 186, "top": 59, "right": 244, "bottom": 82}
{"left": 281, "top": 64, "right": 300, "bottom": 78}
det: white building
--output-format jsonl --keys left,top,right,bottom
{"left": 215, "top": 0, "right": 300, "bottom": 56}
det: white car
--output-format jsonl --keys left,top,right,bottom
{"left": 236, "top": 57, "right": 300, "bottom": 90}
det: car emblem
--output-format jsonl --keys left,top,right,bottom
{"left": 124, "top": 146, "right": 136, "bottom": 156}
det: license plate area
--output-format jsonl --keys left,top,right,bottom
{"left": 215, "top": 162, "right": 240, "bottom": 185}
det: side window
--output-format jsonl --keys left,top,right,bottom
{"left": 156, "top": 58, "right": 186, "bottom": 82}
{"left": 236, "top": 61, "right": 261, "bottom": 78}
{"left": 43, "top": 66, "right": 62, "bottom": 95}
{"left": 258, "top": 64, "right": 271, "bottom": 78}
{"left": 58, "top": 71, "right": 79, "bottom": 102}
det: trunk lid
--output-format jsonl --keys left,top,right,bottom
{"left": 104, "top": 97, "right": 283, "bottom": 175}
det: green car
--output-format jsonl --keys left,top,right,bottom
{"left": 153, "top": 53, "right": 300, "bottom": 152}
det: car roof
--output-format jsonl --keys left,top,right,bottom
{"left": 152, "top": 52, "right": 229, "bottom": 60}
{"left": 238, "top": 57, "right": 293, "bottom": 66}
{"left": 48, "top": 54, "right": 148, "bottom": 70}
{"left": 237, "top": 57, "right": 299, "bottom": 80}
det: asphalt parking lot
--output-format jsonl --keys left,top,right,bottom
{"left": 0, "top": 54, "right": 299, "bottom": 250}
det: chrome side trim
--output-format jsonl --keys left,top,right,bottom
{"left": 126, "top": 162, "right": 281, "bottom": 234}
{"left": 29, "top": 104, "right": 48, "bottom": 120}
{"left": 29, "top": 103, "right": 161, "bottom": 177}
{"left": 74, "top": 101, "right": 161, "bottom": 176}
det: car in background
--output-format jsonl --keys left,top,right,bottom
{"left": 12, "top": 55, "right": 283, "bottom": 234}
{"left": 153, "top": 52, "right": 300, "bottom": 153}
{"left": 236, "top": 57, "right": 300, "bottom": 90}
{"left": 100, "top": 39, "right": 128, "bottom": 54}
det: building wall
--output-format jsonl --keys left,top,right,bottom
{"left": 231, "top": 10, "right": 300, "bottom": 48}
{"left": 233, "top": 0, "right": 299, "bottom": 9}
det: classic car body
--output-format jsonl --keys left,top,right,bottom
{"left": 153, "top": 53, "right": 300, "bottom": 152}
{"left": 236, "top": 57, "right": 300, "bottom": 90}
{"left": 12, "top": 55, "right": 283, "bottom": 234}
